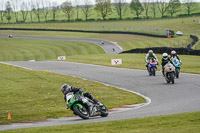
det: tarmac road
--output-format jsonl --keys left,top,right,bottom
{"left": 0, "top": 61, "right": 200, "bottom": 131}
{"left": 0, "top": 35, "right": 122, "bottom": 54}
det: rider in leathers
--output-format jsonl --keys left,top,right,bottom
{"left": 60, "top": 84, "right": 101, "bottom": 117}
{"left": 145, "top": 50, "right": 158, "bottom": 68}
{"left": 161, "top": 53, "right": 175, "bottom": 76}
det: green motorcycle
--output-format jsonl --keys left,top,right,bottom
{"left": 66, "top": 93, "right": 108, "bottom": 119}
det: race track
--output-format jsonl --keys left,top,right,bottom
{"left": 0, "top": 61, "right": 200, "bottom": 131}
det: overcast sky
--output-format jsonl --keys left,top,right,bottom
{"left": 1, "top": 0, "right": 200, "bottom": 8}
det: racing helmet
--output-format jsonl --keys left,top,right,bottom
{"left": 60, "top": 84, "right": 71, "bottom": 94}
{"left": 171, "top": 50, "right": 176, "bottom": 55}
{"left": 148, "top": 50, "right": 153, "bottom": 56}
{"left": 162, "top": 53, "right": 168, "bottom": 60}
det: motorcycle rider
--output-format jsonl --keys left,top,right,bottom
{"left": 170, "top": 50, "right": 182, "bottom": 64}
{"left": 60, "top": 84, "right": 101, "bottom": 117}
{"left": 145, "top": 50, "right": 158, "bottom": 68}
{"left": 161, "top": 53, "right": 175, "bottom": 76}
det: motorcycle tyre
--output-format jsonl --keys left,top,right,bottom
{"left": 100, "top": 105, "right": 109, "bottom": 117}
{"left": 73, "top": 105, "right": 89, "bottom": 119}
{"left": 170, "top": 73, "right": 175, "bottom": 84}
{"left": 175, "top": 69, "right": 179, "bottom": 78}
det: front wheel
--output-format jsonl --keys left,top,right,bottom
{"left": 100, "top": 105, "right": 109, "bottom": 117}
{"left": 175, "top": 69, "right": 179, "bottom": 78}
{"left": 151, "top": 68, "right": 156, "bottom": 76}
{"left": 170, "top": 73, "right": 175, "bottom": 84}
{"left": 73, "top": 104, "right": 89, "bottom": 119}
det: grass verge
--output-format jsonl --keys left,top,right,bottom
{"left": 0, "top": 38, "right": 105, "bottom": 61}
{"left": 1, "top": 111, "right": 200, "bottom": 133}
{"left": 0, "top": 63, "right": 145, "bottom": 125}
{"left": 66, "top": 53, "right": 200, "bottom": 74}
{"left": 0, "top": 30, "right": 192, "bottom": 51}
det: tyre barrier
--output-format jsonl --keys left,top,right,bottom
{"left": 121, "top": 47, "right": 200, "bottom": 56}
{"left": 0, "top": 28, "right": 166, "bottom": 38}
{"left": 187, "top": 34, "right": 199, "bottom": 49}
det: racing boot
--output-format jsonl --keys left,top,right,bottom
{"left": 88, "top": 105, "right": 95, "bottom": 117}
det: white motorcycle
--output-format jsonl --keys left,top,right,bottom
{"left": 163, "top": 62, "right": 175, "bottom": 84}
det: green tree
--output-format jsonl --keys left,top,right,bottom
{"left": 113, "top": 0, "right": 128, "bottom": 20}
{"left": 95, "top": 0, "right": 112, "bottom": 20}
{"left": 167, "top": 0, "right": 181, "bottom": 17}
{"left": 5, "top": 1, "right": 12, "bottom": 23}
{"left": 130, "top": 0, "right": 144, "bottom": 18}
{"left": 61, "top": 1, "right": 74, "bottom": 21}
{"left": 184, "top": 0, "right": 195, "bottom": 16}
{"left": 157, "top": 0, "right": 169, "bottom": 18}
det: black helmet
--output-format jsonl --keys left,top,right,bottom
{"left": 60, "top": 84, "right": 71, "bottom": 94}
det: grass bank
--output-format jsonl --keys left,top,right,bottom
{"left": 1, "top": 111, "right": 200, "bottom": 133}
{"left": 0, "top": 63, "right": 145, "bottom": 125}
{"left": 0, "top": 38, "right": 105, "bottom": 61}
{"left": 0, "top": 30, "right": 192, "bottom": 51}
{"left": 1, "top": 17, "right": 200, "bottom": 36}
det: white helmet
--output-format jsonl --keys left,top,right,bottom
{"left": 162, "top": 53, "right": 168, "bottom": 60}
{"left": 148, "top": 50, "right": 153, "bottom": 56}
{"left": 171, "top": 50, "right": 176, "bottom": 55}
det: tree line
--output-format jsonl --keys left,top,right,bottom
{"left": 0, "top": 0, "right": 199, "bottom": 23}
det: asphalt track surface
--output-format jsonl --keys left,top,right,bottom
{"left": 0, "top": 35, "right": 122, "bottom": 54}
{"left": 0, "top": 61, "right": 200, "bottom": 131}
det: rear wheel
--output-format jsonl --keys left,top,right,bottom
{"left": 73, "top": 104, "right": 89, "bottom": 119}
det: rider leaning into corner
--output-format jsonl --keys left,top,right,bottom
{"left": 145, "top": 50, "right": 158, "bottom": 68}
{"left": 161, "top": 53, "right": 176, "bottom": 76}
{"left": 60, "top": 84, "right": 102, "bottom": 117}
{"left": 170, "top": 50, "right": 182, "bottom": 64}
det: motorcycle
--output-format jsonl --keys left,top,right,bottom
{"left": 147, "top": 59, "right": 158, "bottom": 76}
{"left": 163, "top": 62, "right": 175, "bottom": 84}
{"left": 172, "top": 59, "right": 181, "bottom": 78}
{"left": 66, "top": 92, "right": 108, "bottom": 119}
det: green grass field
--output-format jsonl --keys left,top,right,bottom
{"left": 0, "top": 38, "right": 105, "bottom": 61}
{"left": 0, "top": 63, "right": 145, "bottom": 125}
{"left": 1, "top": 111, "right": 200, "bottom": 133}
{"left": 0, "top": 30, "right": 193, "bottom": 51}
{"left": 0, "top": 37, "right": 199, "bottom": 74}
{"left": 1, "top": 3, "right": 200, "bottom": 23}
{"left": 1, "top": 16, "right": 200, "bottom": 37}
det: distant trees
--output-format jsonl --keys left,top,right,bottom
{"left": 11, "top": 0, "right": 19, "bottom": 22}
{"left": 0, "top": 0, "right": 5, "bottom": 23}
{"left": 41, "top": 0, "right": 51, "bottom": 22}
{"left": 113, "top": 0, "right": 128, "bottom": 20}
{"left": 157, "top": 0, "right": 169, "bottom": 18}
{"left": 20, "top": 2, "right": 29, "bottom": 22}
{"left": 184, "top": 0, "right": 196, "bottom": 15}
{"left": 143, "top": 0, "right": 151, "bottom": 18}
{"left": 95, "top": 0, "right": 112, "bottom": 20}
{"left": 151, "top": 2, "right": 157, "bottom": 18}
{"left": 5, "top": 1, "right": 12, "bottom": 23}
{"left": 61, "top": 1, "right": 74, "bottom": 21}
{"left": 167, "top": 0, "right": 181, "bottom": 17}
{"left": 130, "top": 0, "right": 144, "bottom": 18}
{"left": 0, "top": 0, "right": 199, "bottom": 23}
{"left": 82, "top": 0, "right": 92, "bottom": 21}
{"left": 33, "top": 0, "right": 41, "bottom": 22}
{"left": 51, "top": 2, "right": 59, "bottom": 21}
